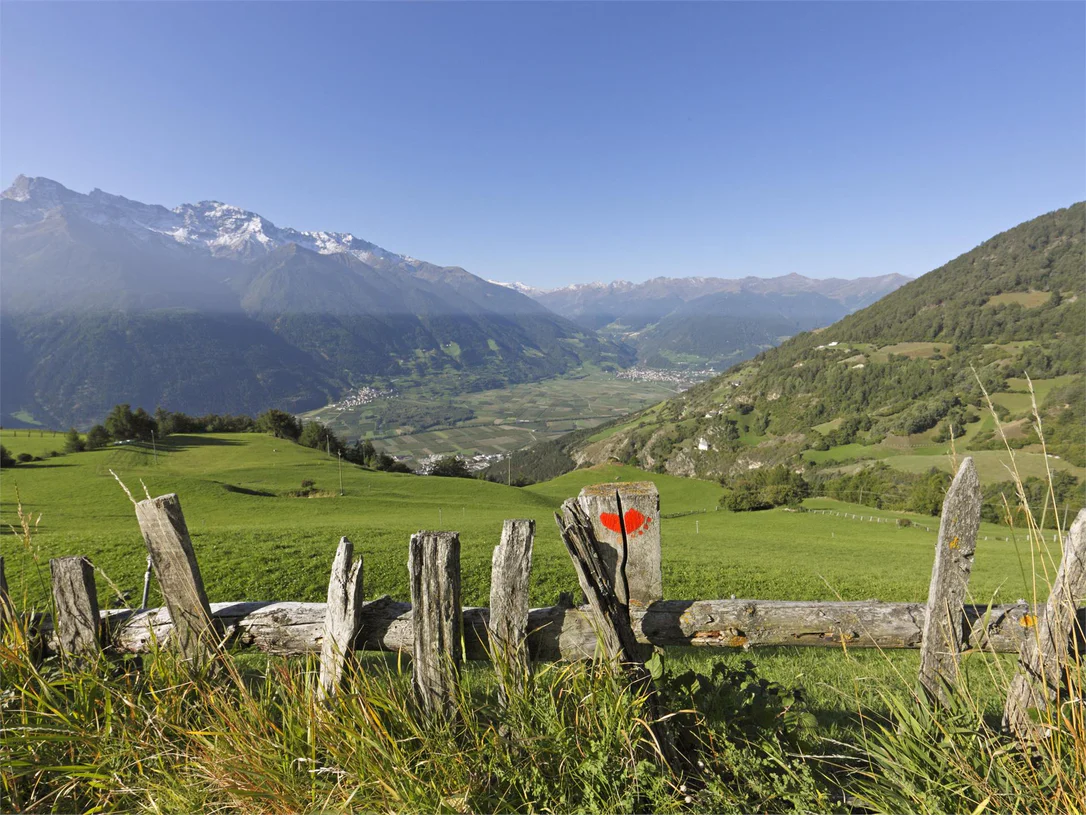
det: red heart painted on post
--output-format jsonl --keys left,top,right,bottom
{"left": 599, "top": 508, "right": 649, "bottom": 535}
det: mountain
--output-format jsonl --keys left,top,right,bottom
{"left": 0, "top": 176, "right": 630, "bottom": 428}
{"left": 566, "top": 203, "right": 1085, "bottom": 478}
{"left": 498, "top": 273, "right": 910, "bottom": 369}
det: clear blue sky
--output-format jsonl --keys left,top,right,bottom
{"left": 2, "top": 2, "right": 1083, "bottom": 286}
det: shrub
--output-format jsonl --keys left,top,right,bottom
{"left": 720, "top": 465, "right": 809, "bottom": 511}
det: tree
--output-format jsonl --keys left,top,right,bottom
{"left": 104, "top": 403, "right": 138, "bottom": 441}
{"left": 0, "top": 445, "right": 14, "bottom": 468}
{"left": 104, "top": 403, "right": 156, "bottom": 441}
{"left": 908, "top": 469, "right": 951, "bottom": 516}
{"left": 429, "top": 455, "right": 471, "bottom": 478}
{"left": 63, "top": 427, "right": 86, "bottom": 453}
{"left": 298, "top": 421, "right": 342, "bottom": 454}
{"left": 85, "top": 425, "right": 111, "bottom": 450}
{"left": 256, "top": 409, "right": 302, "bottom": 441}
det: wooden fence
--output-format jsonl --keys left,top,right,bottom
{"left": 6, "top": 456, "right": 1084, "bottom": 739}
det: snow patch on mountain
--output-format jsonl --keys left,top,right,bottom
{"left": 2, "top": 175, "right": 417, "bottom": 269}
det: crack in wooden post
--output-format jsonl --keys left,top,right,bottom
{"left": 918, "top": 457, "right": 982, "bottom": 703}
{"left": 409, "top": 531, "right": 462, "bottom": 719}
{"left": 1004, "top": 509, "right": 1086, "bottom": 738}
{"left": 50, "top": 556, "right": 101, "bottom": 663}
{"left": 318, "top": 537, "right": 364, "bottom": 701}
{"left": 576, "top": 481, "right": 662, "bottom": 608}
{"left": 488, "top": 519, "right": 534, "bottom": 706}
{"left": 134, "top": 493, "right": 220, "bottom": 665}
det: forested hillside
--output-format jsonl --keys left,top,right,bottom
{"left": 566, "top": 203, "right": 1085, "bottom": 484}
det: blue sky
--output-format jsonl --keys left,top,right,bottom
{"left": 2, "top": 2, "right": 1083, "bottom": 286}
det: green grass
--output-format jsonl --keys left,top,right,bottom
{"left": 1004, "top": 374, "right": 1078, "bottom": 404}
{"left": 2, "top": 433, "right": 1054, "bottom": 617}
{"left": 0, "top": 428, "right": 69, "bottom": 460}
{"left": 5, "top": 430, "right": 1079, "bottom": 815}
{"left": 883, "top": 449, "right": 1084, "bottom": 482}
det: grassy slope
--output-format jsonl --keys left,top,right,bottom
{"left": 570, "top": 203, "right": 1085, "bottom": 482}
{"left": 1, "top": 431, "right": 1053, "bottom": 616}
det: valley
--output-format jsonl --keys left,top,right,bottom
{"left": 299, "top": 367, "right": 685, "bottom": 468}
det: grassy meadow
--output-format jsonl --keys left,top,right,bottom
{"left": 1, "top": 429, "right": 1056, "bottom": 615}
{"left": 4, "top": 427, "right": 1081, "bottom": 814}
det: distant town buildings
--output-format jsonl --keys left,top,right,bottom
{"left": 614, "top": 367, "right": 713, "bottom": 389}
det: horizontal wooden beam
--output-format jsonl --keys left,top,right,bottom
{"left": 31, "top": 598, "right": 1081, "bottom": 660}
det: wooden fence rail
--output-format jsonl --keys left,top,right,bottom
{"left": 33, "top": 597, "right": 1078, "bottom": 660}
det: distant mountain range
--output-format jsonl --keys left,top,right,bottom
{"left": 0, "top": 174, "right": 913, "bottom": 431}
{"left": 493, "top": 273, "right": 911, "bottom": 368}
{"left": 0, "top": 176, "right": 628, "bottom": 427}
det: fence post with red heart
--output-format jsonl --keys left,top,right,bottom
{"left": 576, "top": 481, "right": 663, "bottom": 608}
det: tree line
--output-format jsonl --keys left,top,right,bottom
{"left": 0, "top": 404, "right": 490, "bottom": 479}
{"left": 719, "top": 461, "right": 1083, "bottom": 529}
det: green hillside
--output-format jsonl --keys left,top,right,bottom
{"left": 0, "top": 429, "right": 1057, "bottom": 614}
{"left": 567, "top": 204, "right": 1085, "bottom": 489}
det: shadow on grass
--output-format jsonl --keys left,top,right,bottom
{"left": 0, "top": 462, "right": 78, "bottom": 469}
{"left": 160, "top": 434, "right": 246, "bottom": 450}
{"left": 221, "top": 483, "right": 276, "bottom": 497}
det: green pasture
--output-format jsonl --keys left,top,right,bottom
{"left": 303, "top": 369, "right": 679, "bottom": 463}
{"left": 884, "top": 449, "right": 1084, "bottom": 482}
{"left": 1, "top": 432, "right": 1060, "bottom": 618}
{"left": 0, "top": 428, "right": 68, "bottom": 459}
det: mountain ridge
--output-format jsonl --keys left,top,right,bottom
{"left": 564, "top": 202, "right": 1085, "bottom": 478}
{"left": 0, "top": 176, "right": 629, "bottom": 427}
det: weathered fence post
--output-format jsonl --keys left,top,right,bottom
{"left": 557, "top": 498, "right": 641, "bottom": 663}
{"left": 576, "top": 481, "right": 662, "bottom": 608}
{"left": 488, "top": 519, "right": 534, "bottom": 704}
{"left": 918, "top": 457, "right": 982, "bottom": 702}
{"left": 556, "top": 495, "right": 680, "bottom": 770}
{"left": 49, "top": 556, "right": 101, "bottom": 662}
{"left": 1004, "top": 509, "right": 1086, "bottom": 738}
{"left": 134, "top": 494, "right": 220, "bottom": 663}
{"left": 409, "top": 531, "right": 462, "bottom": 718}
{"left": 318, "top": 537, "right": 364, "bottom": 700}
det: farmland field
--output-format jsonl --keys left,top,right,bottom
{"left": 300, "top": 368, "right": 681, "bottom": 464}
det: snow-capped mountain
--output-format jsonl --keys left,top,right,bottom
{"left": 2, "top": 174, "right": 408, "bottom": 268}
{"left": 0, "top": 175, "right": 630, "bottom": 428}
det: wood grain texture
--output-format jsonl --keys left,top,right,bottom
{"left": 1004, "top": 509, "right": 1086, "bottom": 738}
{"left": 576, "top": 482, "right": 662, "bottom": 608}
{"left": 50, "top": 556, "right": 101, "bottom": 660}
{"left": 318, "top": 537, "right": 364, "bottom": 700}
{"left": 46, "top": 598, "right": 1070, "bottom": 659}
{"left": 489, "top": 519, "right": 534, "bottom": 704}
{"left": 134, "top": 493, "right": 219, "bottom": 662}
{"left": 918, "top": 457, "right": 982, "bottom": 702}
{"left": 556, "top": 499, "right": 640, "bottom": 663}
{"left": 409, "top": 531, "right": 462, "bottom": 717}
